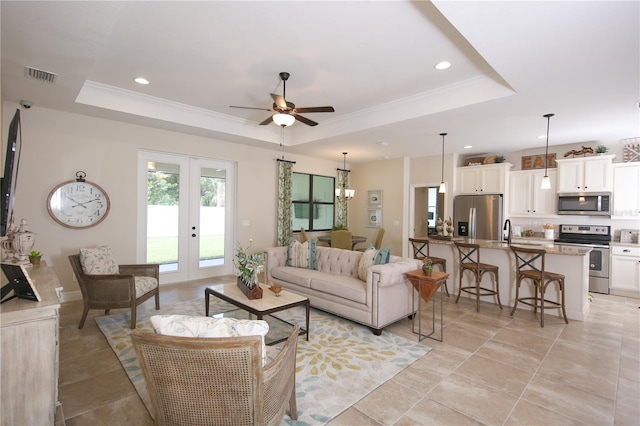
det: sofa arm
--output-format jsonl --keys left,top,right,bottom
{"left": 369, "top": 259, "right": 422, "bottom": 288}
{"left": 264, "top": 246, "right": 288, "bottom": 281}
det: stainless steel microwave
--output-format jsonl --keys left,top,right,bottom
{"left": 557, "top": 192, "right": 612, "bottom": 216}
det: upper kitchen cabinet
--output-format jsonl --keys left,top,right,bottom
{"left": 613, "top": 162, "right": 640, "bottom": 218}
{"left": 509, "top": 169, "right": 557, "bottom": 216}
{"left": 556, "top": 155, "right": 614, "bottom": 193}
{"left": 456, "top": 163, "right": 512, "bottom": 194}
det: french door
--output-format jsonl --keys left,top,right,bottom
{"left": 137, "top": 151, "right": 236, "bottom": 284}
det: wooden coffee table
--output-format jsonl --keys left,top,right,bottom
{"left": 205, "top": 282, "right": 309, "bottom": 345}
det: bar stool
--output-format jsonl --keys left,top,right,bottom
{"left": 510, "top": 246, "right": 569, "bottom": 327}
{"left": 454, "top": 241, "right": 502, "bottom": 312}
{"left": 409, "top": 237, "right": 449, "bottom": 296}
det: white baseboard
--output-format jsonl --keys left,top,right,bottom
{"left": 59, "top": 290, "right": 82, "bottom": 303}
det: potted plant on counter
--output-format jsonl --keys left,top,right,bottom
{"left": 29, "top": 250, "right": 42, "bottom": 265}
{"left": 422, "top": 258, "right": 434, "bottom": 276}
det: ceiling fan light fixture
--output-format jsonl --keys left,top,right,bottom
{"left": 273, "top": 113, "right": 295, "bottom": 127}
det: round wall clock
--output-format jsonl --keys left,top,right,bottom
{"left": 47, "top": 172, "right": 111, "bottom": 229}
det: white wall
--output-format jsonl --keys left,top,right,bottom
{"left": 2, "top": 102, "right": 338, "bottom": 296}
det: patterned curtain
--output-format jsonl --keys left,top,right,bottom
{"left": 276, "top": 160, "right": 294, "bottom": 246}
{"left": 335, "top": 169, "right": 349, "bottom": 228}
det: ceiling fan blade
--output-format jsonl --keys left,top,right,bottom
{"left": 293, "top": 114, "right": 318, "bottom": 127}
{"left": 258, "top": 116, "right": 274, "bottom": 125}
{"left": 229, "top": 105, "right": 273, "bottom": 112}
{"left": 294, "top": 106, "right": 335, "bottom": 113}
{"left": 270, "top": 93, "right": 287, "bottom": 110}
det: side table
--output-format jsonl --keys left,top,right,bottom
{"left": 404, "top": 269, "right": 449, "bottom": 342}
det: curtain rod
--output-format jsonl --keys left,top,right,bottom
{"left": 337, "top": 168, "right": 351, "bottom": 172}
{"left": 277, "top": 158, "right": 296, "bottom": 164}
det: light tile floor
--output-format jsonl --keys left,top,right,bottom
{"left": 58, "top": 277, "right": 640, "bottom": 425}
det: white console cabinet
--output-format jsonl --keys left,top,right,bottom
{"left": 509, "top": 169, "right": 557, "bottom": 216}
{"left": 610, "top": 245, "right": 640, "bottom": 298}
{"left": 457, "top": 163, "right": 512, "bottom": 194}
{"left": 556, "top": 155, "right": 614, "bottom": 193}
{"left": 1, "top": 264, "right": 62, "bottom": 425}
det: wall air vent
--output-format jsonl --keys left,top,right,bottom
{"left": 25, "top": 66, "right": 57, "bottom": 83}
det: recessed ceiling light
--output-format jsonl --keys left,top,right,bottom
{"left": 435, "top": 61, "right": 451, "bottom": 70}
{"left": 377, "top": 141, "right": 390, "bottom": 146}
{"left": 464, "top": 145, "right": 473, "bottom": 149}
{"left": 537, "top": 135, "right": 546, "bottom": 139}
{"left": 134, "top": 77, "right": 150, "bottom": 85}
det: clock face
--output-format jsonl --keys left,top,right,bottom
{"left": 47, "top": 180, "right": 110, "bottom": 228}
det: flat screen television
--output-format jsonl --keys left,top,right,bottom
{"left": 1, "top": 262, "right": 41, "bottom": 303}
{"left": 1, "top": 109, "right": 21, "bottom": 236}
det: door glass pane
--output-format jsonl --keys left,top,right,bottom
{"left": 146, "top": 162, "right": 180, "bottom": 272}
{"left": 199, "top": 167, "right": 226, "bottom": 267}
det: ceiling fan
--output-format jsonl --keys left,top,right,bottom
{"left": 230, "top": 72, "right": 335, "bottom": 127}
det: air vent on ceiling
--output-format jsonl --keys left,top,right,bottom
{"left": 25, "top": 66, "right": 57, "bottom": 83}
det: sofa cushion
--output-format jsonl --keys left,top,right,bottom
{"left": 79, "top": 246, "right": 119, "bottom": 275}
{"left": 310, "top": 275, "right": 367, "bottom": 304}
{"left": 271, "top": 265, "right": 316, "bottom": 288}
{"left": 286, "top": 239, "right": 317, "bottom": 270}
{"left": 357, "top": 248, "right": 391, "bottom": 281}
{"left": 150, "top": 315, "right": 269, "bottom": 366}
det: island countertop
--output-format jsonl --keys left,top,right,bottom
{"left": 414, "top": 236, "right": 592, "bottom": 256}
{"left": 410, "top": 236, "right": 591, "bottom": 322}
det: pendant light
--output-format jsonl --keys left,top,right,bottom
{"left": 439, "top": 133, "right": 447, "bottom": 193}
{"left": 540, "top": 113, "right": 554, "bottom": 190}
{"left": 335, "top": 152, "right": 355, "bottom": 200}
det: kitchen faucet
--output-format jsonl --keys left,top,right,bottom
{"left": 503, "top": 219, "right": 512, "bottom": 245}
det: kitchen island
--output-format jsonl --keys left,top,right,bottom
{"left": 412, "top": 237, "right": 591, "bottom": 321}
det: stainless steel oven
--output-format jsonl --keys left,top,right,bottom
{"left": 555, "top": 224, "right": 611, "bottom": 294}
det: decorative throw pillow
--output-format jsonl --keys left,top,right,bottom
{"left": 79, "top": 246, "right": 119, "bottom": 275}
{"left": 286, "top": 239, "right": 317, "bottom": 270}
{"left": 150, "top": 315, "right": 270, "bottom": 366}
{"left": 357, "top": 247, "right": 391, "bottom": 281}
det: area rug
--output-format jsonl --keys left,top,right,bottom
{"left": 95, "top": 296, "right": 431, "bottom": 425}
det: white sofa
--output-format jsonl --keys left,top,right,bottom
{"left": 264, "top": 245, "right": 422, "bottom": 335}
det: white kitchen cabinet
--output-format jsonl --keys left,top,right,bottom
{"left": 556, "top": 155, "right": 614, "bottom": 193}
{"left": 612, "top": 163, "right": 640, "bottom": 217}
{"left": 610, "top": 245, "right": 640, "bottom": 298}
{"left": 509, "top": 169, "right": 557, "bottom": 216}
{"left": 457, "top": 163, "right": 512, "bottom": 194}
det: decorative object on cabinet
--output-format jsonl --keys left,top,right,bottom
{"left": 521, "top": 153, "right": 556, "bottom": 170}
{"left": 563, "top": 145, "right": 594, "bottom": 157}
{"left": 494, "top": 155, "right": 506, "bottom": 163}
{"left": 28, "top": 250, "right": 42, "bottom": 265}
{"left": 622, "top": 137, "right": 640, "bottom": 162}
{"left": 367, "top": 190, "right": 382, "bottom": 208}
{"left": 3, "top": 218, "right": 36, "bottom": 263}
{"left": 47, "top": 171, "right": 110, "bottom": 229}
{"left": 463, "top": 156, "right": 486, "bottom": 166}
{"left": 541, "top": 113, "right": 554, "bottom": 189}
{"left": 595, "top": 144, "right": 608, "bottom": 155}
{"left": 439, "top": 133, "right": 447, "bottom": 193}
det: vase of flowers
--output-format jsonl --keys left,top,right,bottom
{"left": 234, "top": 239, "right": 264, "bottom": 299}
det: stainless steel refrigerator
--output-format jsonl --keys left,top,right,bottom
{"left": 453, "top": 194, "right": 504, "bottom": 241}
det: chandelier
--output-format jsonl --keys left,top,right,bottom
{"left": 335, "top": 152, "right": 355, "bottom": 200}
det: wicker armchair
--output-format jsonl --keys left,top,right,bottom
{"left": 69, "top": 254, "right": 160, "bottom": 329}
{"left": 130, "top": 325, "right": 300, "bottom": 426}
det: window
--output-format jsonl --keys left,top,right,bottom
{"left": 292, "top": 172, "right": 334, "bottom": 231}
